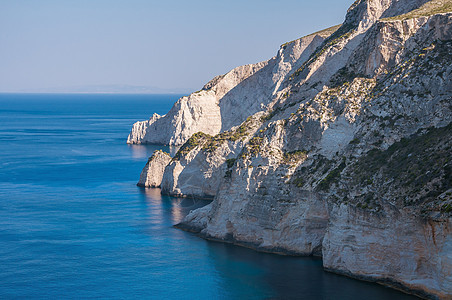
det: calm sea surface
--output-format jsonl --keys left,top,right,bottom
{"left": 0, "top": 94, "right": 418, "bottom": 299}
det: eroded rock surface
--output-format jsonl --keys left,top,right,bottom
{"left": 127, "top": 29, "right": 331, "bottom": 146}
{"left": 133, "top": 0, "right": 452, "bottom": 298}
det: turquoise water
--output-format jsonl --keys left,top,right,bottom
{"left": 0, "top": 93, "right": 418, "bottom": 299}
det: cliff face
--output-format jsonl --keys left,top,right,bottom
{"left": 127, "top": 28, "right": 331, "bottom": 146}
{"left": 133, "top": 0, "right": 452, "bottom": 298}
{"left": 159, "top": 114, "right": 264, "bottom": 198}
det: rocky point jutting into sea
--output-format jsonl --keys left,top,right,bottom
{"left": 128, "top": 0, "right": 452, "bottom": 298}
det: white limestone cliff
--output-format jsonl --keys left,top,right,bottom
{"left": 159, "top": 113, "right": 264, "bottom": 198}
{"left": 134, "top": 0, "right": 452, "bottom": 298}
{"left": 127, "top": 29, "right": 332, "bottom": 146}
{"left": 323, "top": 203, "right": 452, "bottom": 299}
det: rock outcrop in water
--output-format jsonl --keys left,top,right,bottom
{"left": 137, "top": 150, "right": 171, "bottom": 188}
{"left": 133, "top": 0, "right": 452, "bottom": 298}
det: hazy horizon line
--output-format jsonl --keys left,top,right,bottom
{"left": 0, "top": 84, "right": 195, "bottom": 95}
{"left": 0, "top": 91, "right": 190, "bottom": 95}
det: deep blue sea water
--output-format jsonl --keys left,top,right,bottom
{"left": 0, "top": 93, "right": 418, "bottom": 299}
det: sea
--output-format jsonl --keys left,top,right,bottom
{"left": 0, "top": 93, "right": 418, "bottom": 299}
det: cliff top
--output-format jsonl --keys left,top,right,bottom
{"left": 280, "top": 24, "right": 341, "bottom": 48}
{"left": 383, "top": 0, "right": 452, "bottom": 21}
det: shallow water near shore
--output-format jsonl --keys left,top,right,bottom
{"left": 0, "top": 93, "right": 419, "bottom": 299}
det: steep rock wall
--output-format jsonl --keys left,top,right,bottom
{"left": 177, "top": 11, "right": 452, "bottom": 298}
{"left": 134, "top": 0, "right": 452, "bottom": 298}
{"left": 127, "top": 32, "right": 328, "bottom": 146}
{"left": 323, "top": 205, "right": 451, "bottom": 299}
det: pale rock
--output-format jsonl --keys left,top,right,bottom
{"left": 161, "top": 113, "right": 264, "bottom": 198}
{"left": 127, "top": 32, "right": 329, "bottom": 146}
{"left": 133, "top": 0, "right": 452, "bottom": 298}
{"left": 137, "top": 150, "right": 172, "bottom": 187}
{"left": 323, "top": 204, "right": 452, "bottom": 299}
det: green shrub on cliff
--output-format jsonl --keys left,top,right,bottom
{"left": 317, "top": 158, "right": 346, "bottom": 191}
{"left": 348, "top": 123, "right": 452, "bottom": 207}
{"left": 173, "top": 132, "right": 211, "bottom": 161}
{"left": 226, "top": 158, "right": 236, "bottom": 169}
{"left": 283, "top": 150, "right": 308, "bottom": 164}
{"left": 383, "top": 0, "right": 452, "bottom": 21}
{"left": 202, "top": 116, "right": 256, "bottom": 153}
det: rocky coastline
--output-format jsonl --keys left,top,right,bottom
{"left": 130, "top": 0, "right": 452, "bottom": 298}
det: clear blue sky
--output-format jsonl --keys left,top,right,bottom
{"left": 0, "top": 0, "right": 354, "bottom": 93}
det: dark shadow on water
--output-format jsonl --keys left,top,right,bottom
{"left": 136, "top": 187, "right": 418, "bottom": 300}
{"left": 205, "top": 241, "right": 419, "bottom": 300}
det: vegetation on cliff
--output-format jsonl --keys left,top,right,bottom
{"left": 172, "top": 132, "right": 212, "bottom": 161}
{"left": 383, "top": 0, "right": 452, "bottom": 21}
{"left": 137, "top": 2, "right": 452, "bottom": 297}
{"left": 346, "top": 123, "right": 452, "bottom": 212}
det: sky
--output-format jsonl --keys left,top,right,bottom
{"left": 0, "top": 0, "right": 355, "bottom": 93}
